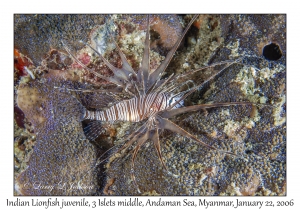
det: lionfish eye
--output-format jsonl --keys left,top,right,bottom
{"left": 168, "top": 98, "right": 173, "bottom": 106}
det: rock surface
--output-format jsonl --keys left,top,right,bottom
{"left": 14, "top": 14, "right": 286, "bottom": 195}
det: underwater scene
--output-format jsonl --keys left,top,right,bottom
{"left": 14, "top": 14, "right": 286, "bottom": 196}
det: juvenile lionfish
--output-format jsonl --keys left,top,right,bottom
{"left": 61, "top": 15, "right": 264, "bottom": 193}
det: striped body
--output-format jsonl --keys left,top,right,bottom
{"left": 83, "top": 92, "right": 170, "bottom": 122}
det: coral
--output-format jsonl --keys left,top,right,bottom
{"left": 105, "top": 14, "right": 286, "bottom": 195}
{"left": 220, "top": 14, "right": 286, "bottom": 62}
{"left": 14, "top": 14, "right": 286, "bottom": 196}
{"left": 14, "top": 15, "right": 107, "bottom": 66}
{"left": 44, "top": 49, "right": 73, "bottom": 70}
{"left": 15, "top": 77, "right": 101, "bottom": 195}
{"left": 14, "top": 49, "right": 34, "bottom": 79}
{"left": 149, "top": 15, "right": 183, "bottom": 50}
{"left": 127, "top": 15, "right": 183, "bottom": 51}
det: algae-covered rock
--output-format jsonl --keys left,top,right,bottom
{"left": 14, "top": 14, "right": 286, "bottom": 195}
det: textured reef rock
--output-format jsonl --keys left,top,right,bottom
{"left": 14, "top": 14, "right": 286, "bottom": 195}
{"left": 15, "top": 74, "right": 101, "bottom": 195}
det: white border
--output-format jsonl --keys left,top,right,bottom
{"left": 2, "top": 0, "right": 299, "bottom": 209}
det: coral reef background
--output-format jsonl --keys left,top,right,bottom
{"left": 14, "top": 14, "right": 286, "bottom": 195}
